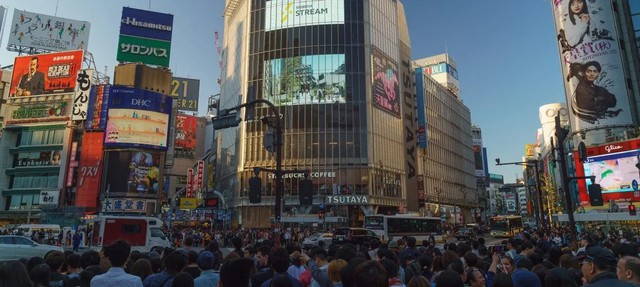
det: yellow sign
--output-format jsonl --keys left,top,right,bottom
{"left": 524, "top": 144, "right": 536, "bottom": 157}
{"left": 179, "top": 198, "right": 198, "bottom": 210}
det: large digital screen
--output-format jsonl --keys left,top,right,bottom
{"left": 583, "top": 149, "right": 640, "bottom": 194}
{"left": 264, "top": 0, "right": 344, "bottom": 31}
{"left": 104, "top": 151, "right": 161, "bottom": 196}
{"left": 372, "top": 46, "right": 400, "bottom": 117}
{"left": 104, "top": 86, "right": 171, "bottom": 149}
{"left": 9, "top": 50, "right": 84, "bottom": 97}
{"left": 7, "top": 9, "right": 90, "bottom": 52}
{"left": 263, "top": 54, "right": 346, "bottom": 106}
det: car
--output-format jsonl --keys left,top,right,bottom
{"left": 332, "top": 227, "right": 378, "bottom": 246}
{"left": 302, "top": 232, "right": 334, "bottom": 248}
{"left": 0, "top": 235, "right": 64, "bottom": 261}
{"left": 454, "top": 226, "right": 477, "bottom": 241}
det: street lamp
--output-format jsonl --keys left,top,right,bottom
{"left": 496, "top": 158, "right": 547, "bottom": 231}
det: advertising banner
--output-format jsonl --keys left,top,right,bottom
{"left": 371, "top": 46, "right": 401, "bottom": 117}
{"left": 104, "top": 151, "right": 161, "bottom": 197}
{"left": 263, "top": 54, "right": 346, "bottom": 106}
{"left": 505, "top": 193, "right": 517, "bottom": 213}
{"left": 415, "top": 68, "right": 428, "bottom": 148}
{"left": 16, "top": 150, "right": 61, "bottom": 167}
{"left": 7, "top": 9, "right": 90, "bottom": 51}
{"left": 117, "top": 35, "right": 171, "bottom": 67}
{"left": 39, "top": 189, "right": 60, "bottom": 206}
{"left": 102, "top": 198, "right": 148, "bottom": 213}
{"left": 264, "top": 0, "right": 344, "bottom": 31}
{"left": 118, "top": 7, "right": 173, "bottom": 67}
{"left": 179, "top": 198, "right": 198, "bottom": 210}
{"left": 552, "top": 0, "right": 632, "bottom": 130}
{"left": 525, "top": 144, "right": 536, "bottom": 157}
{"left": 104, "top": 86, "right": 171, "bottom": 149}
{"left": 186, "top": 168, "right": 194, "bottom": 198}
{"left": 85, "top": 84, "right": 109, "bottom": 130}
{"left": 175, "top": 115, "right": 197, "bottom": 150}
{"left": 75, "top": 132, "right": 104, "bottom": 209}
{"left": 171, "top": 77, "right": 201, "bottom": 112}
{"left": 6, "top": 101, "right": 70, "bottom": 126}
{"left": 72, "top": 69, "right": 93, "bottom": 120}
{"left": 473, "top": 139, "right": 484, "bottom": 177}
{"left": 9, "top": 50, "right": 84, "bottom": 97}
{"left": 196, "top": 160, "right": 204, "bottom": 188}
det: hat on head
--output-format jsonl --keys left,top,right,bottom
{"left": 198, "top": 251, "right": 215, "bottom": 270}
{"left": 511, "top": 269, "right": 542, "bottom": 287}
{"left": 580, "top": 246, "right": 616, "bottom": 269}
{"left": 388, "top": 240, "right": 399, "bottom": 248}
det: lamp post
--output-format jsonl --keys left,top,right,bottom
{"left": 496, "top": 158, "right": 546, "bottom": 231}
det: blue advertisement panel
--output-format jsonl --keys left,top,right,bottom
{"left": 415, "top": 68, "right": 428, "bottom": 148}
{"left": 120, "top": 7, "right": 173, "bottom": 41}
{"left": 104, "top": 86, "right": 171, "bottom": 150}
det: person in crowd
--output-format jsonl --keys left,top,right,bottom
{"left": 231, "top": 237, "right": 244, "bottom": 257}
{"left": 580, "top": 246, "right": 636, "bottom": 287}
{"left": 130, "top": 259, "right": 153, "bottom": 282}
{"left": 194, "top": 251, "right": 220, "bottom": 287}
{"left": 170, "top": 272, "right": 194, "bottom": 287}
{"left": 435, "top": 270, "right": 464, "bottom": 287}
{"left": 260, "top": 247, "right": 303, "bottom": 287}
{"left": 45, "top": 251, "right": 69, "bottom": 287}
{"left": 616, "top": 255, "right": 640, "bottom": 285}
{"left": 288, "top": 251, "right": 306, "bottom": 280}
{"left": 327, "top": 259, "right": 347, "bottom": 287}
{"left": 0, "top": 260, "right": 32, "bottom": 287}
{"left": 30, "top": 263, "right": 52, "bottom": 287}
{"left": 511, "top": 260, "right": 542, "bottom": 287}
{"left": 73, "top": 231, "right": 83, "bottom": 252}
{"left": 407, "top": 276, "right": 430, "bottom": 287}
{"left": 219, "top": 257, "right": 256, "bottom": 287}
{"left": 183, "top": 250, "right": 201, "bottom": 279}
{"left": 465, "top": 267, "right": 486, "bottom": 287}
{"left": 90, "top": 240, "right": 143, "bottom": 287}
{"left": 381, "top": 258, "right": 406, "bottom": 287}
{"left": 179, "top": 236, "right": 195, "bottom": 253}
{"left": 304, "top": 246, "right": 332, "bottom": 287}
{"left": 491, "top": 273, "right": 514, "bottom": 287}
{"left": 353, "top": 260, "right": 388, "bottom": 287}
{"left": 143, "top": 251, "right": 187, "bottom": 287}
{"left": 80, "top": 265, "right": 104, "bottom": 287}
{"left": 252, "top": 245, "right": 274, "bottom": 287}
{"left": 545, "top": 267, "right": 578, "bottom": 287}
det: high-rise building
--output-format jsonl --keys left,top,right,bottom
{"left": 218, "top": 0, "right": 415, "bottom": 227}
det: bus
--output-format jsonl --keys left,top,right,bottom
{"left": 489, "top": 215, "right": 523, "bottom": 237}
{"left": 364, "top": 215, "right": 444, "bottom": 243}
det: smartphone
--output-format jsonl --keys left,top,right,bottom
{"left": 494, "top": 245, "right": 504, "bottom": 253}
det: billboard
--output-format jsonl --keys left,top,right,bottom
{"left": 525, "top": 144, "right": 536, "bottom": 157}
{"left": 104, "top": 86, "right": 171, "bottom": 149}
{"left": 7, "top": 9, "right": 90, "bottom": 51}
{"left": 473, "top": 139, "right": 484, "bottom": 176}
{"left": 117, "top": 7, "right": 173, "bottom": 67}
{"left": 575, "top": 139, "right": 640, "bottom": 204}
{"left": 16, "top": 150, "right": 62, "bottom": 167}
{"left": 505, "top": 192, "right": 517, "bottom": 213}
{"left": 86, "top": 84, "right": 109, "bottom": 130}
{"left": 415, "top": 68, "right": 428, "bottom": 148}
{"left": 104, "top": 151, "right": 162, "bottom": 196}
{"left": 9, "top": 50, "right": 84, "bottom": 97}
{"left": 102, "top": 198, "right": 149, "bottom": 213}
{"left": 265, "top": 0, "right": 344, "bottom": 31}
{"left": 175, "top": 114, "right": 198, "bottom": 150}
{"left": 552, "top": 0, "right": 632, "bottom": 131}
{"left": 263, "top": 54, "right": 346, "bottom": 106}
{"left": 171, "top": 77, "right": 201, "bottom": 112}
{"left": 75, "top": 132, "right": 104, "bottom": 209}
{"left": 72, "top": 69, "right": 93, "bottom": 120}
{"left": 6, "top": 101, "right": 70, "bottom": 126}
{"left": 372, "top": 46, "right": 400, "bottom": 117}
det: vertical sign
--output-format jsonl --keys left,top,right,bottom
{"left": 186, "top": 168, "right": 193, "bottom": 198}
{"left": 66, "top": 142, "right": 78, "bottom": 187}
{"left": 552, "top": 0, "right": 633, "bottom": 131}
{"left": 72, "top": 69, "right": 93, "bottom": 120}
{"left": 415, "top": 68, "right": 428, "bottom": 148}
{"left": 196, "top": 160, "right": 204, "bottom": 189}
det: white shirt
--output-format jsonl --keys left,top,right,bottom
{"left": 91, "top": 267, "right": 143, "bottom": 287}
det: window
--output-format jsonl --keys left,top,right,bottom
{"left": 14, "top": 237, "right": 33, "bottom": 245}
{"left": 122, "top": 224, "right": 142, "bottom": 234}
{"left": 0, "top": 237, "right": 13, "bottom": 244}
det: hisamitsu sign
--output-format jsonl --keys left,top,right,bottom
{"left": 326, "top": 195, "right": 369, "bottom": 205}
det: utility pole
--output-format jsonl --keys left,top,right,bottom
{"left": 555, "top": 115, "right": 577, "bottom": 239}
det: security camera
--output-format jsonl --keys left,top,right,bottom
{"left": 495, "top": 158, "right": 500, "bottom": 165}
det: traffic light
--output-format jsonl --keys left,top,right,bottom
{"left": 299, "top": 179, "right": 313, "bottom": 205}
{"left": 630, "top": 204, "right": 637, "bottom": 216}
{"left": 249, "top": 176, "right": 262, "bottom": 203}
{"left": 588, "top": 184, "right": 603, "bottom": 206}
{"left": 318, "top": 213, "right": 324, "bottom": 220}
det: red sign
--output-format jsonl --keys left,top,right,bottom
{"left": 10, "top": 50, "right": 84, "bottom": 97}
{"left": 75, "top": 132, "right": 105, "bottom": 209}
{"left": 186, "top": 168, "right": 194, "bottom": 198}
{"left": 175, "top": 115, "right": 197, "bottom": 150}
{"left": 205, "top": 198, "right": 218, "bottom": 208}
{"left": 196, "top": 160, "right": 204, "bottom": 189}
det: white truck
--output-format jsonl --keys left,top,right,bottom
{"left": 88, "top": 216, "right": 170, "bottom": 252}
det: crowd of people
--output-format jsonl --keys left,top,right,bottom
{"left": 2, "top": 225, "right": 640, "bottom": 287}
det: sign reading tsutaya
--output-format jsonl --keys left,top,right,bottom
{"left": 552, "top": 0, "right": 632, "bottom": 131}
{"left": 7, "top": 9, "right": 90, "bottom": 52}
{"left": 265, "top": 0, "right": 345, "bottom": 32}
{"left": 326, "top": 195, "right": 369, "bottom": 205}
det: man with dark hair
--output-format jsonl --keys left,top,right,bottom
{"left": 179, "top": 235, "right": 195, "bottom": 252}
{"left": 353, "top": 260, "right": 388, "bottom": 287}
{"left": 220, "top": 257, "right": 256, "bottom": 287}
{"left": 183, "top": 250, "right": 201, "bottom": 278}
{"left": 231, "top": 236, "right": 244, "bottom": 257}
{"left": 251, "top": 245, "right": 274, "bottom": 287}
{"left": 617, "top": 256, "right": 640, "bottom": 285}
{"left": 65, "top": 253, "right": 83, "bottom": 286}
{"left": 581, "top": 246, "right": 636, "bottom": 287}
{"left": 143, "top": 250, "right": 187, "bottom": 287}
{"left": 16, "top": 56, "right": 45, "bottom": 96}
{"left": 91, "top": 240, "right": 143, "bottom": 287}
{"left": 303, "top": 246, "right": 332, "bottom": 287}
{"left": 45, "top": 251, "right": 69, "bottom": 287}
{"left": 81, "top": 250, "right": 101, "bottom": 269}
{"left": 260, "top": 247, "right": 303, "bottom": 287}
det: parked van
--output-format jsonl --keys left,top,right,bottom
{"left": 15, "top": 224, "right": 61, "bottom": 238}
{"left": 88, "top": 216, "right": 170, "bottom": 252}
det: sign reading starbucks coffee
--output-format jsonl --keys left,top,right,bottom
{"left": 326, "top": 195, "right": 369, "bottom": 205}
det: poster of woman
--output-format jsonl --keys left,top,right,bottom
{"left": 552, "top": 0, "right": 632, "bottom": 131}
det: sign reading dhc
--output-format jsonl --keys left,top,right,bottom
{"left": 131, "top": 98, "right": 151, "bottom": 107}
{"left": 325, "top": 195, "right": 369, "bottom": 205}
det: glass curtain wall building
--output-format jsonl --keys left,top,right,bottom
{"left": 219, "top": 0, "right": 412, "bottom": 227}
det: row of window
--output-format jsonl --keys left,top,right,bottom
{"left": 8, "top": 194, "right": 39, "bottom": 210}
{"left": 19, "top": 129, "right": 65, "bottom": 146}
{"left": 11, "top": 175, "right": 59, "bottom": 189}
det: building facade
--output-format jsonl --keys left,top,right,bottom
{"left": 218, "top": 0, "right": 415, "bottom": 227}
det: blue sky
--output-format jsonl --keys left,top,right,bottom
{"left": 0, "top": 1, "right": 564, "bottom": 183}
